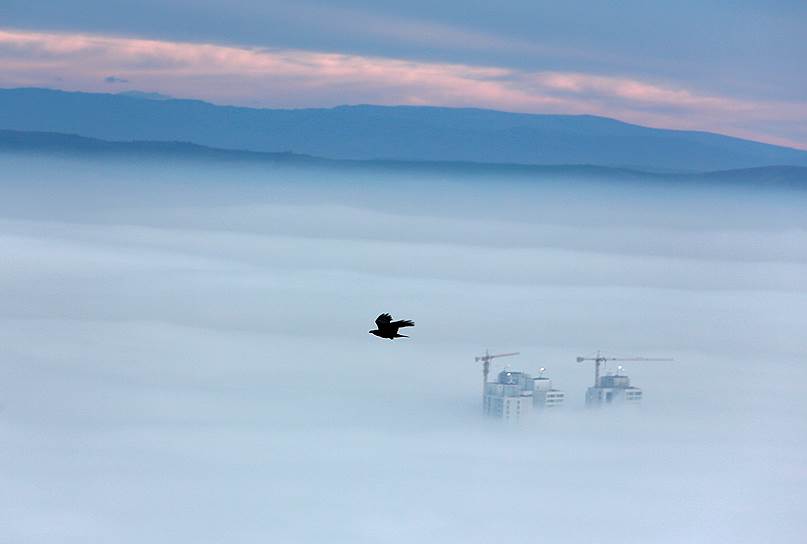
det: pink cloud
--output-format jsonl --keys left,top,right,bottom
{"left": 0, "top": 28, "right": 805, "bottom": 149}
{"left": 528, "top": 72, "right": 755, "bottom": 115}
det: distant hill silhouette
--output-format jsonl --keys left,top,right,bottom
{"left": 3, "top": 87, "right": 807, "bottom": 172}
{"left": 2, "top": 88, "right": 807, "bottom": 172}
{"left": 0, "top": 128, "right": 310, "bottom": 163}
{"left": 3, "top": 128, "right": 805, "bottom": 188}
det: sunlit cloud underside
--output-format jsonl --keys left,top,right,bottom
{"left": 1, "top": 28, "right": 806, "bottom": 149}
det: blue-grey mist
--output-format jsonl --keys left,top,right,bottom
{"left": 0, "top": 154, "right": 805, "bottom": 542}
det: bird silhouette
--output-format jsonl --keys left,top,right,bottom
{"left": 369, "top": 313, "right": 414, "bottom": 339}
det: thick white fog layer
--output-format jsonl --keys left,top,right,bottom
{"left": 1, "top": 155, "right": 806, "bottom": 543}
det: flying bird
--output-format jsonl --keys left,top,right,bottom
{"left": 369, "top": 313, "right": 414, "bottom": 339}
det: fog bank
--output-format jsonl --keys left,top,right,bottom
{"left": 1, "top": 154, "right": 805, "bottom": 543}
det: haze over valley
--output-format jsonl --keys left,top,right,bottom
{"left": 1, "top": 148, "right": 805, "bottom": 542}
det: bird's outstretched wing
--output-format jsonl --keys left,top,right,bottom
{"left": 375, "top": 313, "right": 392, "bottom": 327}
{"left": 392, "top": 319, "right": 414, "bottom": 328}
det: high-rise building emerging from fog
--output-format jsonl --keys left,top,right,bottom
{"left": 585, "top": 370, "right": 642, "bottom": 407}
{"left": 576, "top": 353, "right": 672, "bottom": 408}
{"left": 483, "top": 369, "right": 565, "bottom": 421}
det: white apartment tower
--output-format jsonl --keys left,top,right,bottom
{"left": 585, "top": 371, "right": 643, "bottom": 407}
{"left": 484, "top": 369, "right": 565, "bottom": 421}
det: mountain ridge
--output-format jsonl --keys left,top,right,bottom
{"left": 3, "top": 128, "right": 806, "bottom": 188}
{"left": 3, "top": 87, "right": 807, "bottom": 172}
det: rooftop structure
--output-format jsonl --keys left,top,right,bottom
{"left": 577, "top": 352, "right": 672, "bottom": 408}
{"left": 585, "top": 368, "right": 643, "bottom": 407}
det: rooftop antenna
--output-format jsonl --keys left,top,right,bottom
{"left": 576, "top": 351, "right": 673, "bottom": 386}
{"left": 475, "top": 350, "right": 519, "bottom": 394}
{"left": 538, "top": 367, "right": 546, "bottom": 378}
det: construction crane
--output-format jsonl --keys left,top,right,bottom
{"left": 475, "top": 350, "right": 520, "bottom": 392}
{"left": 576, "top": 351, "right": 673, "bottom": 386}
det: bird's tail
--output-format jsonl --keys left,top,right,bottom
{"left": 394, "top": 334, "right": 409, "bottom": 338}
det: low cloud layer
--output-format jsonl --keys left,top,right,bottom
{"left": 0, "top": 154, "right": 806, "bottom": 542}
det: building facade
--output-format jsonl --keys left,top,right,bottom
{"left": 484, "top": 370, "right": 565, "bottom": 421}
{"left": 585, "top": 372, "right": 642, "bottom": 407}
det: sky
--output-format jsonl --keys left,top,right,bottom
{"left": 1, "top": 153, "right": 806, "bottom": 542}
{"left": 1, "top": 1, "right": 806, "bottom": 148}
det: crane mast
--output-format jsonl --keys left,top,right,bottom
{"left": 475, "top": 350, "right": 519, "bottom": 393}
